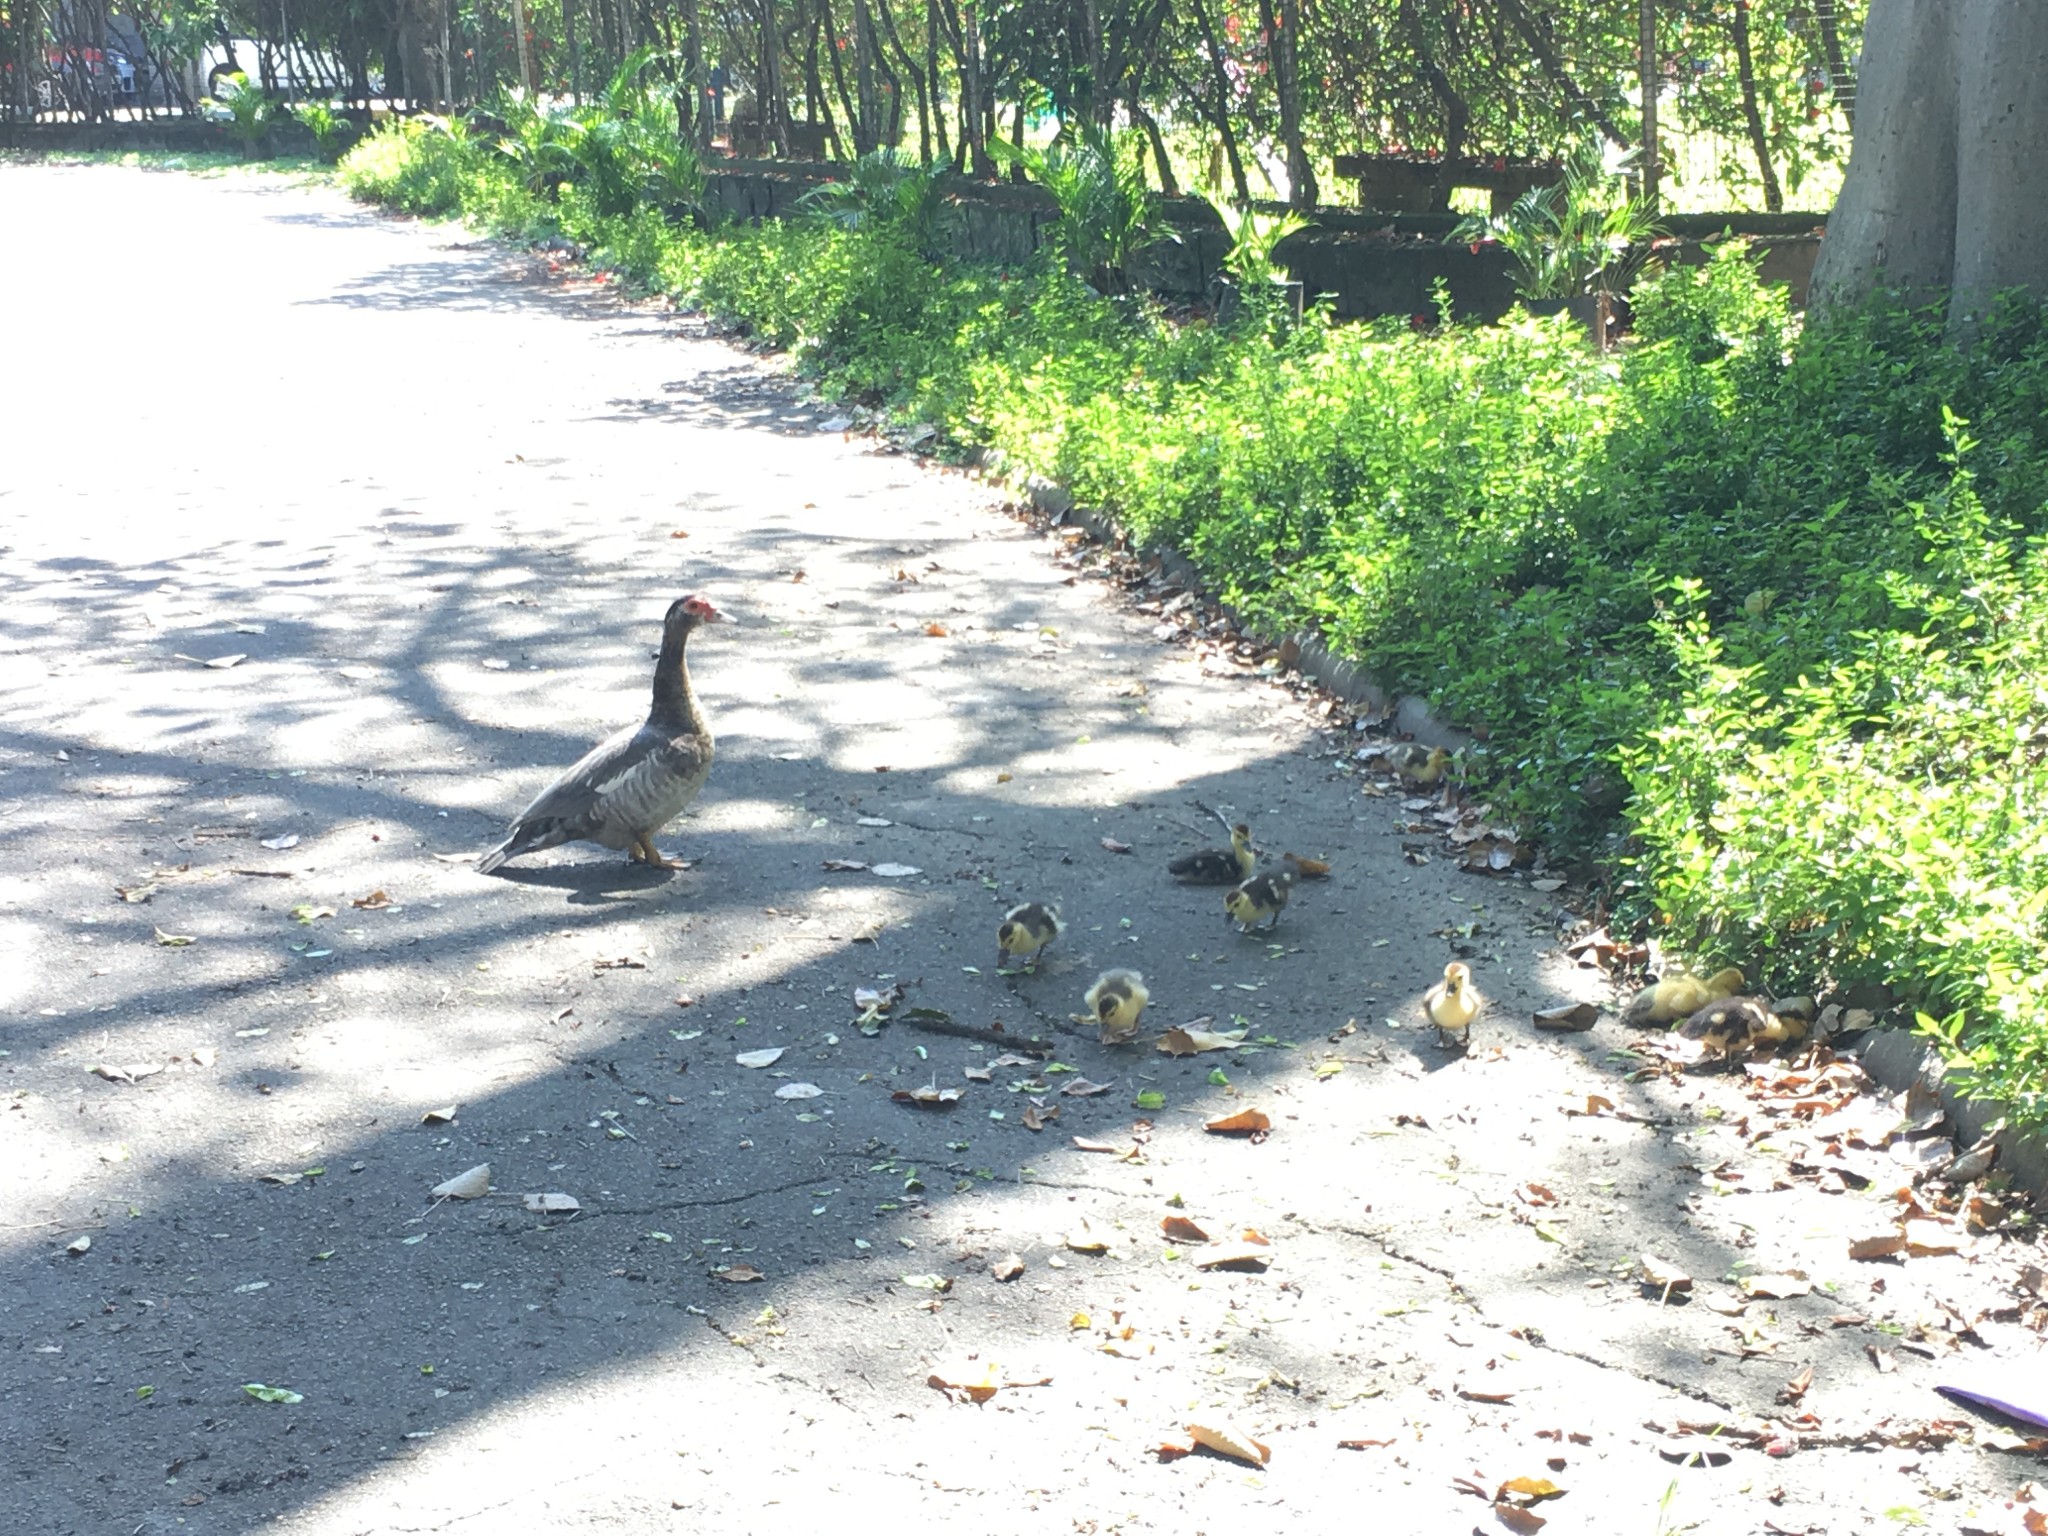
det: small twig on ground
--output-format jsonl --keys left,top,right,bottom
{"left": 1190, "top": 798, "right": 1235, "bottom": 835}
{"left": 897, "top": 1011, "right": 1054, "bottom": 1055}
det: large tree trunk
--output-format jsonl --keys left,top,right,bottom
{"left": 1811, "top": 0, "right": 2048, "bottom": 332}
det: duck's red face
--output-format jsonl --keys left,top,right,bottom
{"left": 672, "top": 593, "right": 728, "bottom": 625}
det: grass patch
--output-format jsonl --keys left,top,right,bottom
{"left": 315, "top": 122, "right": 2048, "bottom": 1132}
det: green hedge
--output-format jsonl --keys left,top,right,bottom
{"left": 340, "top": 120, "right": 2048, "bottom": 1130}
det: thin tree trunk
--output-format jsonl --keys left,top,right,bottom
{"left": 1396, "top": 0, "right": 1465, "bottom": 209}
{"left": 1639, "top": 0, "right": 1658, "bottom": 206}
{"left": 926, "top": 0, "right": 949, "bottom": 161}
{"left": 1730, "top": 0, "right": 1783, "bottom": 211}
{"left": 1813, "top": 0, "right": 1856, "bottom": 130}
{"left": 853, "top": 0, "right": 879, "bottom": 150}
{"left": 873, "top": 0, "right": 930, "bottom": 157}
{"left": 962, "top": 0, "right": 987, "bottom": 173}
{"left": 679, "top": 0, "right": 707, "bottom": 139}
{"left": 1184, "top": 1, "right": 1250, "bottom": 202}
{"left": 510, "top": 0, "right": 534, "bottom": 92}
{"left": 1133, "top": 102, "right": 1178, "bottom": 195}
{"left": 1492, "top": 0, "right": 1630, "bottom": 149}
{"left": 821, "top": 0, "right": 862, "bottom": 148}
{"left": 1257, "top": 0, "right": 1314, "bottom": 207}
{"left": 564, "top": 0, "right": 581, "bottom": 103}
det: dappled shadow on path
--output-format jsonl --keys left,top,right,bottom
{"left": 0, "top": 176, "right": 2025, "bottom": 1536}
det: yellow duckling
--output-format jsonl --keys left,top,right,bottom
{"left": 1619, "top": 966, "right": 1745, "bottom": 1029}
{"left": 995, "top": 902, "right": 1063, "bottom": 971}
{"left": 1085, "top": 969, "right": 1149, "bottom": 1043}
{"left": 1224, "top": 868, "right": 1295, "bottom": 932}
{"left": 1384, "top": 744, "right": 1452, "bottom": 786}
{"left": 1423, "top": 961, "right": 1482, "bottom": 1050}
{"left": 1169, "top": 822, "right": 1255, "bottom": 885}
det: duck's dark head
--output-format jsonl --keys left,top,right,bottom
{"left": 665, "top": 593, "right": 731, "bottom": 634}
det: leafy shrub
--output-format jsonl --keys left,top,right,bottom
{"left": 338, "top": 118, "right": 473, "bottom": 215}
{"left": 291, "top": 99, "right": 354, "bottom": 162}
{"left": 990, "top": 126, "right": 1157, "bottom": 292}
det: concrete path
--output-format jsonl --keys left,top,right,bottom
{"left": 2, "top": 161, "right": 2043, "bottom": 1536}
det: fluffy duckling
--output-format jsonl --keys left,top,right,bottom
{"left": 995, "top": 902, "right": 1063, "bottom": 971}
{"left": 1225, "top": 868, "right": 1295, "bottom": 932}
{"left": 1679, "top": 995, "right": 1812, "bottom": 1060}
{"left": 1085, "top": 969, "right": 1149, "bottom": 1043}
{"left": 1169, "top": 822, "right": 1255, "bottom": 885}
{"left": 1384, "top": 744, "right": 1452, "bottom": 786}
{"left": 1423, "top": 961, "right": 1483, "bottom": 1050}
{"left": 1620, "top": 966, "right": 1746, "bottom": 1029}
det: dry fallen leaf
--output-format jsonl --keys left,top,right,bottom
{"left": 990, "top": 1254, "right": 1025, "bottom": 1282}
{"left": 153, "top": 928, "right": 195, "bottom": 947}
{"left": 926, "top": 1361, "right": 1050, "bottom": 1403}
{"left": 1849, "top": 1231, "right": 1908, "bottom": 1261}
{"left": 522, "top": 1192, "right": 581, "bottom": 1214}
{"left": 1741, "top": 1273, "right": 1813, "bottom": 1300}
{"left": 893, "top": 1085, "right": 964, "bottom": 1108}
{"left": 115, "top": 882, "right": 157, "bottom": 904}
{"left": 1640, "top": 1255, "right": 1693, "bottom": 1295}
{"left": 1100, "top": 836, "right": 1133, "bottom": 854}
{"left": 1071, "top": 1136, "right": 1120, "bottom": 1153}
{"left": 735, "top": 1048, "right": 786, "bottom": 1069}
{"left": 1533, "top": 1002, "right": 1599, "bottom": 1032}
{"left": 924, "top": 622, "right": 948, "bottom": 637}
{"left": 421, "top": 1106, "right": 458, "bottom": 1125}
{"left": 1065, "top": 1221, "right": 1110, "bottom": 1254}
{"left": 1905, "top": 1219, "right": 1964, "bottom": 1256}
{"left": 1281, "top": 852, "right": 1331, "bottom": 878}
{"left": 821, "top": 858, "right": 870, "bottom": 872}
{"left": 351, "top": 889, "right": 392, "bottom": 910}
{"left": 1161, "top": 1216, "right": 1210, "bottom": 1243}
{"left": 1060, "top": 1077, "right": 1113, "bottom": 1097}
{"left": 432, "top": 1164, "right": 491, "bottom": 1201}
{"left": 1186, "top": 1421, "right": 1270, "bottom": 1466}
{"left": 1203, "top": 1108, "right": 1271, "bottom": 1135}
{"left": 1193, "top": 1242, "right": 1272, "bottom": 1272}
{"left": 1778, "top": 1365, "right": 1814, "bottom": 1405}
{"left": 1158, "top": 1024, "right": 1248, "bottom": 1056}
{"left": 716, "top": 1264, "right": 765, "bottom": 1283}
{"left": 1021, "top": 1102, "right": 1057, "bottom": 1131}
{"left": 775, "top": 1082, "right": 825, "bottom": 1100}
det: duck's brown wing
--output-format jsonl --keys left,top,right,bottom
{"left": 479, "top": 720, "right": 682, "bottom": 872}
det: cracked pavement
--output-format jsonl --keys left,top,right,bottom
{"left": 3, "top": 161, "right": 2045, "bottom": 1536}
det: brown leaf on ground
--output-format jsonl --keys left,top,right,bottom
{"left": 1905, "top": 1218, "right": 1964, "bottom": 1256}
{"left": 1499, "top": 1476, "right": 1566, "bottom": 1503}
{"left": 1533, "top": 1002, "right": 1598, "bottom": 1032}
{"left": 1849, "top": 1231, "right": 1908, "bottom": 1260}
{"left": 1161, "top": 1216, "right": 1210, "bottom": 1243}
{"left": 1338, "top": 1436, "right": 1396, "bottom": 1450}
{"left": 1640, "top": 1255, "right": 1693, "bottom": 1295}
{"left": 1516, "top": 1182, "right": 1559, "bottom": 1207}
{"left": 1193, "top": 1242, "right": 1272, "bottom": 1272}
{"left": 1741, "top": 1273, "right": 1813, "bottom": 1300}
{"left": 1778, "top": 1365, "right": 1814, "bottom": 1405}
{"left": 1458, "top": 1383, "right": 1516, "bottom": 1404}
{"left": 715, "top": 1265, "right": 764, "bottom": 1283}
{"left": 1020, "top": 1102, "right": 1057, "bottom": 1131}
{"left": 351, "top": 889, "right": 392, "bottom": 910}
{"left": 1100, "top": 836, "right": 1133, "bottom": 854}
{"left": 924, "top": 622, "right": 948, "bottom": 637}
{"left": 1281, "top": 852, "right": 1331, "bottom": 878}
{"left": 1071, "top": 1136, "right": 1120, "bottom": 1153}
{"left": 1494, "top": 1503, "right": 1547, "bottom": 1534}
{"left": 1060, "top": 1077, "right": 1113, "bottom": 1096}
{"left": 892, "top": 1085, "right": 963, "bottom": 1107}
{"left": 1185, "top": 1421, "right": 1270, "bottom": 1466}
{"left": 1159, "top": 1025, "right": 1246, "bottom": 1056}
{"left": 1204, "top": 1108, "right": 1271, "bottom": 1135}
{"left": 1866, "top": 1343, "right": 1897, "bottom": 1373}
{"left": 990, "top": 1254, "right": 1024, "bottom": 1282}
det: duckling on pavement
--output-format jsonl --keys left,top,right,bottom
{"left": 996, "top": 902, "right": 1063, "bottom": 972}
{"left": 1085, "top": 969, "right": 1149, "bottom": 1043}
{"left": 1169, "top": 822, "right": 1255, "bottom": 885}
{"left": 1620, "top": 966, "right": 1746, "bottom": 1029}
{"left": 1423, "top": 961, "right": 1482, "bottom": 1050}
{"left": 1383, "top": 744, "right": 1452, "bottom": 787}
{"left": 1225, "top": 868, "right": 1294, "bottom": 932}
